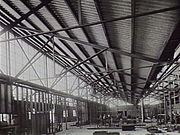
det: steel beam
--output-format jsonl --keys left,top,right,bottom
{"left": 73, "top": 63, "right": 167, "bottom": 76}
{"left": 48, "top": 52, "right": 105, "bottom": 69}
{"left": 64, "top": 0, "right": 113, "bottom": 92}
{"left": 84, "top": 71, "right": 114, "bottom": 89}
{"left": 154, "top": 54, "right": 180, "bottom": 86}
{"left": 50, "top": 48, "right": 108, "bottom": 88}
{"left": 1, "top": 5, "right": 180, "bottom": 38}
{"left": 0, "top": 26, "right": 159, "bottom": 63}
{"left": 94, "top": 0, "right": 128, "bottom": 101}
{"left": 0, "top": 0, "right": 53, "bottom": 35}
{"left": 142, "top": 54, "right": 180, "bottom": 100}
{"left": 0, "top": 18, "right": 98, "bottom": 94}
{"left": 15, "top": 36, "right": 54, "bottom": 78}
{"left": 1, "top": 0, "right": 86, "bottom": 82}
{"left": 0, "top": 73, "right": 106, "bottom": 105}
{"left": 15, "top": 26, "right": 152, "bottom": 83}
{"left": 50, "top": 68, "right": 67, "bottom": 88}
{"left": 16, "top": 39, "right": 45, "bottom": 86}
{"left": 37, "top": 0, "right": 111, "bottom": 91}
{"left": 139, "top": 20, "right": 180, "bottom": 103}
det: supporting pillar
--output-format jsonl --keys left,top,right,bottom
{"left": 64, "top": 97, "right": 68, "bottom": 130}
{"left": 45, "top": 55, "right": 48, "bottom": 87}
{"left": 168, "top": 76, "right": 173, "bottom": 123}
{"left": 141, "top": 98, "right": 145, "bottom": 123}
{"left": 164, "top": 92, "right": 167, "bottom": 124}
{"left": 7, "top": 32, "right": 11, "bottom": 76}
{"left": 78, "top": 77, "right": 80, "bottom": 97}
{"left": 169, "top": 90, "right": 173, "bottom": 123}
{"left": 64, "top": 70, "right": 68, "bottom": 130}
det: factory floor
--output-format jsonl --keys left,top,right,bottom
{"left": 56, "top": 127, "right": 180, "bottom": 135}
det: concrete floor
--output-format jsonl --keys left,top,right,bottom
{"left": 56, "top": 128, "right": 180, "bottom": 135}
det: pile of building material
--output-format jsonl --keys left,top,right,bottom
{"left": 93, "top": 131, "right": 120, "bottom": 135}
{"left": 147, "top": 126, "right": 164, "bottom": 133}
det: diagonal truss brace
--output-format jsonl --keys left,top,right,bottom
{"left": 50, "top": 48, "right": 108, "bottom": 88}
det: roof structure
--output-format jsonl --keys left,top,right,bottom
{"left": 0, "top": 0, "right": 180, "bottom": 104}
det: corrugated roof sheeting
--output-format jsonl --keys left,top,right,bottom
{"left": 49, "top": 0, "right": 115, "bottom": 86}
{"left": 97, "top": 1, "right": 132, "bottom": 96}
{"left": 98, "top": 0, "right": 132, "bottom": 52}
{"left": 134, "top": 12, "right": 179, "bottom": 58}
{"left": 28, "top": 0, "right": 107, "bottom": 81}
{"left": 97, "top": 0, "right": 132, "bottom": 99}
{"left": 29, "top": 1, "right": 88, "bottom": 61}
{"left": 133, "top": 60, "right": 152, "bottom": 78}
{"left": 50, "top": 0, "right": 104, "bottom": 67}
{"left": 134, "top": 0, "right": 180, "bottom": 58}
{"left": 136, "top": 0, "right": 180, "bottom": 13}
{"left": 7, "top": 0, "right": 30, "bottom": 14}
{"left": 99, "top": 0, "right": 131, "bottom": 16}
{"left": 78, "top": 0, "right": 123, "bottom": 84}
{"left": 80, "top": 0, "right": 109, "bottom": 46}
{"left": 0, "top": 1, "right": 21, "bottom": 18}
{"left": 133, "top": 0, "right": 180, "bottom": 99}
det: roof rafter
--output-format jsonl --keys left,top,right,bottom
{"left": 94, "top": 0, "right": 128, "bottom": 100}
{"left": 0, "top": 27, "right": 159, "bottom": 63}
{"left": 0, "top": 0, "right": 53, "bottom": 35}
{"left": 64, "top": 0, "right": 113, "bottom": 91}
{"left": 18, "top": 0, "right": 109, "bottom": 91}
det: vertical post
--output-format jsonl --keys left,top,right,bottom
{"left": 65, "top": 71, "right": 68, "bottom": 130}
{"left": 34, "top": 91, "right": 37, "bottom": 128}
{"left": 164, "top": 91, "right": 167, "bottom": 124}
{"left": 64, "top": 97, "right": 68, "bottom": 130}
{"left": 173, "top": 90, "right": 177, "bottom": 125}
{"left": 66, "top": 72, "right": 68, "bottom": 94}
{"left": 173, "top": 91, "right": 176, "bottom": 109}
{"left": 96, "top": 97, "right": 98, "bottom": 103}
{"left": 86, "top": 87, "right": 89, "bottom": 100}
{"left": 76, "top": 100, "right": 80, "bottom": 128}
{"left": 42, "top": 92, "right": 44, "bottom": 114}
{"left": 50, "top": 94, "right": 53, "bottom": 133}
{"left": 60, "top": 97, "right": 63, "bottom": 131}
{"left": 78, "top": 77, "right": 80, "bottom": 97}
{"left": 52, "top": 37, "right": 56, "bottom": 76}
{"left": 141, "top": 98, "right": 145, "bottom": 123}
{"left": 168, "top": 76, "right": 172, "bottom": 123}
{"left": 162, "top": 82, "right": 167, "bottom": 124}
{"left": 7, "top": 32, "right": 11, "bottom": 76}
{"left": 103, "top": 97, "right": 106, "bottom": 105}
{"left": 21, "top": 87, "right": 24, "bottom": 114}
{"left": 169, "top": 90, "right": 172, "bottom": 123}
{"left": 5, "top": 32, "right": 8, "bottom": 74}
{"left": 25, "top": 88, "right": 28, "bottom": 128}
{"left": 45, "top": 55, "right": 48, "bottom": 87}
{"left": 47, "top": 93, "right": 50, "bottom": 134}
